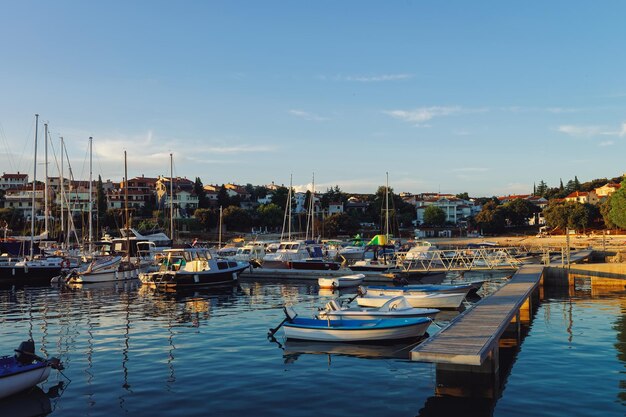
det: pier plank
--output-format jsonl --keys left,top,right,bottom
{"left": 411, "top": 264, "right": 545, "bottom": 366}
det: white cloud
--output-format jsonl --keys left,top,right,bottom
{"left": 557, "top": 123, "right": 626, "bottom": 137}
{"left": 599, "top": 141, "right": 614, "bottom": 147}
{"left": 383, "top": 106, "right": 463, "bottom": 124}
{"left": 557, "top": 125, "right": 604, "bottom": 137}
{"left": 343, "top": 74, "right": 413, "bottom": 82}
{"left": 288, "top": 109, "right": 329, "bottom": 121}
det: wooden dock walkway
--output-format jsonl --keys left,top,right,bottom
{"left": 411, "top": 264, "right": 545, "bottom": 367}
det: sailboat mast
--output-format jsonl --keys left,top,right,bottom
{"left": 218, "top": 205, "right": 222, "bottom": 249}
{"left": 169, "top": 153, "right": 174, "bottom": 244}
{"left": 124, "top": 150, "right": 130, "bottom": 262}
{"left": 385, "top": 172, "right": 390, "bottom": 241}
{"left": 30, "top": 114, "right": 39, "bottom": 259}
{"left": 44, "top": 122, "right": 49, "bottom": 235}
{"left": 307, "top": 173, "right": 315, "bottom": 241}
{"left": 88, "top": 137, "right": 93, "bottom": 253}
{"left": 60, "top": 137, "right": 64, "bottom": 239}
{"left": 288, "top": 174, "right": 292, "bottom": 241}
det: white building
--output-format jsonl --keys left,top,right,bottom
{"left": 415, "top": 196, "right": 479, "bottom": 225}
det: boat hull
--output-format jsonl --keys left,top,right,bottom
{"left": 140, "top": 265, "right": 248, "bottom": 288}
{"left": 356, "top": 292, "right": 466, "bottom": 309}
{"left": 289, "top": 260, "right": 341, "bottom": 271}
{"left": 67, "top": 267, "right": 139, "bottom": 284}
{"left": 283, "top": 317, "right": 430, "bottom": 342}
{"left": 318, "top": 274, "right": 365, "bottom": 289}
{"left": 319, "top": 308, "right": 439, "bottom": 321}
{"left": 0, "top": 360, "right": 51, "bottom": 400}
{"left": 0, "top": 266, "right": 62, "bottom": 287}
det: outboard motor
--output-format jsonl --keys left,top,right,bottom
{"left": 15, "top": 340, "right": 36, "bottom": 365}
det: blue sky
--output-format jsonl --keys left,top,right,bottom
{"left": 1, "top": 1, "right": 625, "bottom": 197}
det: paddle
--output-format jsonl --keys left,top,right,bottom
{"left": 267, "top": 306, "right": 297, "bottom": 337}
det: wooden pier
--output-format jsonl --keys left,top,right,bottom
{"left": 411, "top": 264, "right": 544, "bottom": 367}
{"left": 409, "top": 249, "right": 594, "bottom": 398}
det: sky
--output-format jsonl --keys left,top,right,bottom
{"left": 1, "top": 1, "right": 625, "bottom": 197}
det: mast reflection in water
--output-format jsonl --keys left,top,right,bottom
{"left": 0, "top": 271, "right": 624, "bottom": 417}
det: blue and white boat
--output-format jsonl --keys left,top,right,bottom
{"left": 280, "top": 307, "right": 431, "bottom": 342}
{"left": 0, "top": 340, "right": 63, "bottom": 400}
{"left": 317, "top": 297, "right": 440, "bottom": 321}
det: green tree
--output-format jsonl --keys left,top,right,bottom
{"left": 194, "top": 208, "right": 218, "bottom": 231}
{"left": 257, "top": 203, "right": 283, "bottom": 229}
{"left": 609, "top": 179, "right": 626, "bottom": 228}
{"left": 321, "top": 185, "right": 348, "bottom": 210}
{"left": 504, "top": 199, "right": 538, "bottom": 227}
{"left": 536, "top": 180, "right": 548, "bottom": 197}
{"left": 599, "top": 196, "right": 616, "bottom": 229}
{"left": 217, "top": 185, "right": 230, "bottom": 208}
{"left": 270, "top": 186, "right": 293, "bottom": 213}
{"left": 475, "top": 201, "right": 506, "bottom": 234}
{"left": 96, "top": 175, "right": 107, "bottom": 220}
{"left": 323, "top": 213, "right": 360, "bottom": 237}
{"left": 455, "top": 192, "right": 470, "bottom": 200}
{"left": 222, "top": 206, "right": 252, "bottom": 231}
{"left": 423, "top": 206, "right": 446, "bottom": 226}
{"left": 543, "top": 201, "right": 570, "bottom": 230}
{"left": 194, "top": 177, "right": 210, "bottom": 209}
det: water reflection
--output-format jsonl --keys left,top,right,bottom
{"left": 279, "top": 337, "right": 427, "bottom": 364}
{"left": 137, "top": 284, "right": 244, "bottom": 326}
{"left": 0, "top": 382, "right": 65, "bottom": 417}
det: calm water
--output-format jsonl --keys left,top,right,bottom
{"left": 0, "top": 271, "right": 624, "bottom": 417}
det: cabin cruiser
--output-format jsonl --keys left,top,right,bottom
{"left": 139, "top": 247, "right": 249, "bottom": 288}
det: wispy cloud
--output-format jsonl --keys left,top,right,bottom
{"left": 288, "top": 109, "right": 329, "bottom": 121}
{"left": 317, "top": 73, "right": 413, "bottom": 82}
{"left": 343, "top": 74, "right": 413, "bottom": 82}
{"left": 599, "top": 141, "right": 614, "bottom": 147}
{"left": 502, "top": 106, "right": 582, "bottom": 114}
{"left": 383, "top": 106, "right": 463, "bottom": 124}
{"left": 557, "top": 123, "right": 626, "bottom": 137}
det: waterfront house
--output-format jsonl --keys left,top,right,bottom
{"left": 594, "top": 183, "right": 621, "bottom": 198}
{"left": 565, "top": 190, "right": 599, "bottom": 205}
{"left": 0, "top": 172, "right": 28, "bottom": 190}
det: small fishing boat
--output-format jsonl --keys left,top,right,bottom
{"left": 317, "top": 297, "right": 440, "bottom": 321}
{"left": 277, "top": 307, "right": 431, "bottom": 342}
{"left": 0, "top": 340, "right": 63, "bottom": 400}
{"left": 356, "top": 287, "right": 467, "bottom": 309}
{"left": 59, "top": 256, "right": 139, "bottom": 284}
{"left": 318, "top": 273, "right": 365, "bottom": 289}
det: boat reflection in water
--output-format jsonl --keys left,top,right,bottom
{"left": 0, "top": 382, "right": 64, "bottom": 417}
{"left": 279, "top": 336, "right": 428, "bottom": 364}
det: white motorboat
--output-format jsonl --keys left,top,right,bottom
{"left": 139, "top": 247, "right": 249, "bottom": 288}
{"left": 61, "top": 256, "right": 139, "bottom": 284}
{"left": 317, "top": 297, "right": 439, "bottom": 320}
{"left": 356, "top": 287, "right": 467, "bottom": 309}
{"left": 318, "top": 273, "right": 365, "bottom": 289}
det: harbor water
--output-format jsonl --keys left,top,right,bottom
{"left": 0, "top": 271, "right": 624, "bottom": 417}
